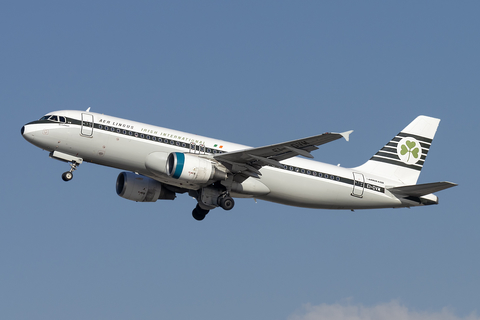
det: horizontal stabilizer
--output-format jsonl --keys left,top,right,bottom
{"left": 388, "top": 181, "right": 457, "bottom": 197}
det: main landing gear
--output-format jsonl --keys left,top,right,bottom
{"left": 192, "top": 204, "right": 210, "bottom": 221}
{"left": 218, "top": 194, "right": 235, "bottom": 211}
{"left": 191, "top": 187, "right": 235, "bottom": 221}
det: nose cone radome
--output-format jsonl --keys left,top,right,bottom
{"left": 21, "top": 123, "right": 36, "bottom": 144}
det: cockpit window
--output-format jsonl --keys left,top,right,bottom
{"left": 39, "top": 115, "right": 62, "bottom": 122}
{"left": 59, "top": 116, "right": 66, "bottom": 123}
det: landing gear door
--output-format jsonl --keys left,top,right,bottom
{"left": 81, "top": 113, "right": 94, "bottom": 137}
{"left": 351, "top": 172, "right": 364, "bottom": 198}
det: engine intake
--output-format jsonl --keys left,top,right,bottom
{"left": 116, "top": 172, "right": 175, "bottom": 202}
{"left": 166, "top": 152, "right": 227, "bottom": 183}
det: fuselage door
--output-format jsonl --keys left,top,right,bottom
{"left": 81, "top": 113, "right": 94, "bottom": 137}
{"left": 189, "top": 142, "right": 196, "bottom": 154}
{"left": 351, "top": 172, "right": 364, "bottom": 198}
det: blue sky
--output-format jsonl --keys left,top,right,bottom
{"left": 2, "top": 1, "right": 479, "bottom": 319}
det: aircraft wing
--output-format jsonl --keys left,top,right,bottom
{"left": 388, "top": 181, "right": 457, "bottom": 197}
{"left": 214, "top": 130, "right": 352, "bottom": 178}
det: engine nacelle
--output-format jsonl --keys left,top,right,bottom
{"left": 116, "top": 172, "right": 175, "bottom": 202}
{"left": 145, "top": 151, "right": 169, "bottom": 176}
{"left": 166, "top": 152, "right": 227, "bottom": 183}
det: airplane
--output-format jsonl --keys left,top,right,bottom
{"left": 21, "top": 109, "right": 457, "bottom": 220}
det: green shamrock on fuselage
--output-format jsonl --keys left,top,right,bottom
{"left": 400, "top": 140, "right": 419, "bottom": 162}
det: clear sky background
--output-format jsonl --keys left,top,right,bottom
{"left": 2, "top": 1, "right": 479, "bottom": 319}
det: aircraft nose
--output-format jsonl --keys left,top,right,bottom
{"left": 21, "top": 124, "right": 31, "bottom": 137}
{"left": 21, "top": 123, "right": 35, "bottom": 143}
{"left": 21, "top": 122, "right": 51, "bottom": 149}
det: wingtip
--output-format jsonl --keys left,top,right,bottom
{"left": 444, "top": 181, "right": 458, "bottom": 188}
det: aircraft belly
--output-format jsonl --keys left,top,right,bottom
{"left": 256, "top": 168, "right": 402, "bottom": 209}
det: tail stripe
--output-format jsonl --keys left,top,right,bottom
{"left": 375, "top": 151, "right": 401, "bottom": 160}
{"left": 397, "top": 132, "right": 433, "bottom": 144}
{"left": 369, "top": 131, "right": 433, "bottom": 172}
{"left": 354, "top": 115, "right": 440, "bottom": 185}
{"left": 382, "top": 146, "right": 397, "bottom": 153}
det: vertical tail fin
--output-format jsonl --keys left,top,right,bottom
{"left": 354, "top": 115, "right": 440, "bottom": 185}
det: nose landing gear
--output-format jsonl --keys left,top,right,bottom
{"left": 62, "top": 171, "right": 73, "bottom": 181}
{"left": 49, "top": 151, "right": 83, "bottom": 182}
{"left": 61, "top": 161, "right": 80, "bottom": 181}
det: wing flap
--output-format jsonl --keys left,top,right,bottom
{"left": 388, "top": 181, "right": 457, "bottom": 197}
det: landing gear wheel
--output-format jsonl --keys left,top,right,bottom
{"left": 62, "top": 171, "right": 73, "bottom": 181}
{"left": 192, "top": 204, "right": 209, "bottom": 221}
{"left": 61, "top": 160, "right": 81, "bottom": 182}
{"left": 218, "top": 196, "right": 235, "bottom": 211}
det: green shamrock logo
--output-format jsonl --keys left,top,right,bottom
{"left": 400, "top": 140, "right": 419, "bottom": 162}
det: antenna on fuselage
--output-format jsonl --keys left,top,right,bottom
{"left": 86, "top": 107, "right": 91, "bottom": 112}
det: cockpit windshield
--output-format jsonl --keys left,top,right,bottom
{"left": 39, "top": 115, "right": 66, "bottom": 123}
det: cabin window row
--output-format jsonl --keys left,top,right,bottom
{"left": 96, "top": 124, "right": 339, "bottom": 181}
{"left": 278, "top": 164, "right": 341, "bottom": 181}
{"left": 35, "top": 117, "right": 350, "bottom": 184}
{"left": 97, "top": 124, "right": 225, "bottom": 154}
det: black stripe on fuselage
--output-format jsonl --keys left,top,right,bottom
{"left": 43, "top": 117, "right": 386, "bottom": 194}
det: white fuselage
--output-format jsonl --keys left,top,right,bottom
{"left": 22, "top": 110, "right": 423, "bottom": 210}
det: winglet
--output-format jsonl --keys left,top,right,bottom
{"left": 339, "top": 130, "right": 353, "bottom": 142}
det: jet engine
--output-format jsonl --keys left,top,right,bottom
{"left": 145, "top": 151, "right": 169, "bottom": 176}
{"left": 116, "top": 172, "right": 175, "bottom": 202}
{"left": 166, "top": 152, "right": 227, "bottom": 183}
